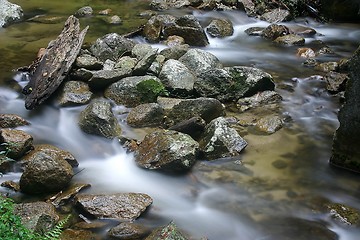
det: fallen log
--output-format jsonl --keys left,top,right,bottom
{"left": 23, "top": 15, "right": 88, "bottom": 110}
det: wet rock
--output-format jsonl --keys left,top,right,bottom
{"left": 75, "top": 54, "right": 103, "bottom": 70}
{"left": 76, "top": 193, "right": 153, "bottom": 220}
{"left": 0, "top": 129, "right": 33, "bottom": 159}
{"left": 199, "top": 117, "right": 247, "bottom": 160}
{"left": 60, "top": 229, "right": 101, "bottom": 240}
{"left": 163, "top": 15, "right": 209, "bottom": 47}
{"left": 75, "top": 6, "right": 93, "bottom": 17}
{"left": 159, "top": 59, "right": 196, "bottom": 96}
{"left": 132, "top": 43, "right": 153, "bottom": 59}
{"left": 160, "top": 97, "right": 225, "bottom": 125}
{"left": 326, "top": 203, "right": 360, "bottom": 226}
{"left": 143, "top": 15, "right": 176, "bottom": 42}
{"left": 14, "top": 201, "right": 59, "bottom": 232}
{"left": 145, "top": 221, "right": 188, "bottom": 240}
{"left": 255, "top": 115, "right": 284, "bottom": 134}
{"left": 114, "top": 56, "right": 137, "bottom": 71}
{"left": 133, "top": 47, "right": 158, "bottom": 75}
{"left": 0, "top": 0, "right": 23, "bottom": 28}
{"left": 244, "top": 27, "right": 264, "bottom": 36}
{"left": 296, "top": 48, "right": 316, "bottom": 58}
{"left": 179, "top": 48, "right": 222, "bottom": 75}
{"left": 168, "top": 116, "right": 206, "bottom": 140}
{"left": 90, "top": 33, "right": 136, "bottom": 62}
{"left": 260, "top": 8, "right": 291, "bottom": 23}
{"left": 237, "top": 90, "right": 282, "bottom": 112}
{"left": 274, "top": 34, "right": 305, "bottom": 45}
{"left": 74, "top": 221, "right": 109, "bottom": 231}
{"left": 127, "top": 103, "right": 164, "bottom": 127}
{"left": 108, "top": 222, "right": 150, "bottom": 240}
{"left": 0, "top": 114, "right": 29, "bottom": 128}
{"left": 206, "top": 18, "right": 234, "bottom": 38}
{"left": 314, "top": 62, "right": 338, "bottom": 72}
{"left": 22, "top": 144, "right": 78, "bottom": 168}
{"left": 0, "top": 180, "right": 20, "bottom": 191}
{"left": 78, "top": 99, "right": 122, "bottom": 139}
{"left": 324, "top": 71, "right": 348, "bottom": 94}
{"left": 58, "top": 81, "right": 92, "bottom": 107}
{"left": 290, "top": 25, "right": 317, "bottom": 37}
{"left": 164, "top": 35, "right": 185, "bottom": 47}
{"left": 0, "top": 156, "right": 12, "bottom": 173}
{"left": 331, "top": 45, "right": 360, "bottom": 172}
{"left": 224, "top": 66, "right": 275, "bottom": 98}
{"left": 160, "top": 44, "right": 189, "bottom": 60}
{"left": 263, "top": 24, "right": 290, "bottom": 40}
{"left": 135, "top": 130, "right": 199, "bottom": 172}
{"left": 89, "top": 68, "right": 132, "bottom": 90}
{"left": 50, "top": 183, "right": 91, "bottom": 207}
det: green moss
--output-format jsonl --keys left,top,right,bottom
{"left": 136, "top": 79, "right": 168, "bottom": 103}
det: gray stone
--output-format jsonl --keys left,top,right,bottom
{"left": 148, "top": 54, "right": 166, "bottom": 75}
{"left": 106, "top": 15, "right": 122, "bottom": 25}
{"left": 0, "top": 114, "right": 29, "bottom": 128}
{"left": 237, "top": 90, "right": 282, "bottom": 112}
{"left": 135, "top": 130, "right": 199, "bottom": 172}
{"left": 164, "top": 35, "right": 185, "bottom": 47}
{"left": 0, "top": 129, "right": 33, "bottom": 160}
{"left": 255, "top": 115, "right": 284, "bottom": 134}
{"left": 0, "top": 0, "right": 23, "bottom": 28}
{"left": 75, "top": 54, "right": 103, "bottom": 70}
{"left": 78, "top": 99, "right": 122, "bottom": 138}
{"left": 114, "top": 56, "right": 137, "bottom": 71}
{"left": 108, "top": 222, "right": 150, "bottom": 240}
{"left": 88, "top": 68, "right": 132, "bottom": 90}
{"left": 263, "top": 24, "right": 290, "bottom": 40}
{"left": 133, "top": 47, "right": 158, "bottom": 75}
{"left": 143, "top": 15, "right": 176, "bottom": 42}
{"left": 260, "top": 8, "right": 291, "bottom": 23}
{"left": 103, "top": 59, "right": 116, "bottom": 70}
{"left": 324, "top": 71, "right": 348, "bottom": 93}
{"left": 274, "top": 34, "right": 305, "bottom": 45}
{"left": 206, "top": 18, "right": 234, "bottom": 38}
{"left": 199, "top": 117, "right": 248, "bottom": 160}
{"left": 70, "top": 68, "right": 93, "bottom": 81}
{"left": 75, "top": 6, "right": 93, "bottom": 17}
{"left": 314, "top": 62, "right": 338, "bottom": 72}
{"left": 132, "top": 43, "right": 154, "bottom": 59}
{"left": 160, "top": 44, "right": 189, "bottom": 60}
{"left": 58, "top": 81, "right": 92, "bottom": 107}
{"left": 76, "top": 193, "right": 153, "bottom": 220}
{"left": 127, "top": 103, "right": 164, "bottom": 127}
{"left": 179, "top": 48, "right": 222, "bottom": 75}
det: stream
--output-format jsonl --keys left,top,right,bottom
{"left": 1, "top": 1, "right": 360, "bottom": 239}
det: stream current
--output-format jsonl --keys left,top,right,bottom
{"left": 1, "top": 1, "right": 360, "bottom": 239}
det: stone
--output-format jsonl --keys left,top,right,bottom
{"left": 133, "top": 47, "right": 158, "bottom": 75}
{"left": 244, "top": 27, "right": 264, "bottom": 36}
{"left": 76, "top": 193, "right": 153, "bottom": 220}
{"left": 148, "top": 54, "right": 166, "bottom": 75}
{"left": 0, "top": 180, "right": 20, "bottom": 191}
{"left": 88, "top": 68, "right": 132, "bottom": 90}
{"left": 127, "top": 103, "right": 164, "bottom": 127}
{"left": 70, "top": 68, "right": 94, "bottom": 81}
{"left": 107, "top": 222, "right": 150, "bottom": 240}
{"left": 255, "top": 115, "right": 284, "bottom": 134}
{"left": 160, "top": 44, "right": 189, "bottom": 60}
{"left": 58, "top": 81, "right": 92, "bottom": 107}
{"left": 0, "top": 114, "right": 29, "bottom": 128}
{"left": 260, "top": 8, "right": 291, "bottom": 23}
{"left": 168, "top": 116, "right": 206, "bottom": 140}
{"left": 49, "top": 183, "right": 91, "bottom": 207}
{"left": 0, "top": 0, "right": 23, "bottom": 28}
{"left": 75, "top": 6, "right": 93, "bottom": 17}
{"left": 145, "top": 221, "right": 188, "bottom": 240}
{"left": 164, "top": 35, "right": 185, "bottom": 47}
{"left": 132, "top": 43, "right": 154, "bottom": 59}
{"left": 114, "top": 56, "right": 137, "bottom": 71}
{"left": 237, "top": 91, "right": 282, "bottom": 112}
{"left": 326, "top": 203, "right": 360, "bottom": 226}
{"left": 179, "top": 49, "right": 222, "bottom": 75}
{"left": 296, "top": 48, "right": 316, "bottom": 58}
{"left": 206, "top": 18, "right": 234, "bottom": 38}
{"left": 135, "top": 130, "right": 199, "bottom": 172}
{"left": 0, "top": 129, "right": 33, "bottom": 159}
{"left": 274, "top": 34, "right": 305, "bottom": 45}
{"left": 314, "top": 62, "right": 338, "bottom": 72}
{"left": 107, "top": 15, "right": 122, "bottom": 25}
{"left": 263, "top": 24, "right": 290, "bottom": 40}
{"left": 78, "top": 99, "right": 122, "bottom": 138}
{"left": 143, "top": 15, "right": 176, "bottom": 42}
{"left": 75, "top": 54, "right": 103, "bottom": 70}
{"left": 323, "top": 71, "right": 348, "bottom": 93}
{"left": 199, "top": 117, "right": 248, "bottom": 160}
{"left": 149, "top": 0, "right": 191, "bottom": 10}
{"left": 60, "top": 229, "right": 101, "bottom": 240}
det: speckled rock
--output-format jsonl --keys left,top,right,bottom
{"left": 179, "top": 48, "right": 222, "bottom": 75}
{"left": 0, "top": 0, "right": 23, "bottom": 27}
{"left": 58, "top": 81, "right": 92, "bottom": 106}
{"left": 0, "top": 128, "right": 33, "bottom": 159}
{"left": 127, "top": 103, "right": 164, "bottom": 127}
{"left": 206, "top": 18, "right": 234, "bottom": 38}
{"left": 0, "top": 114, "right": 29, "bottom": 128}
{"left": 274, "top": 34, "right": 305, "bottom": 45}
{"left": 108, "top": 222, "right": 150, "bottom": 240}
{"left": 75, "top": 54, "right": 103, "bottom": 70}
{"left": 260, "top": 8, "right": 291, "bottom": 23}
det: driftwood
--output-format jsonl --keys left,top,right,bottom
{"left": 23, "top": 15, "right": 88, "bottom": 110}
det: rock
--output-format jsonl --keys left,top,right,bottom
{"left": 133, "top": 47, "right": 158, "bottom": 75}
{"left": 150, "top": 0, "right": 190, "bottom": 10}
{"left": 50, "top": 183, "right": 91, "bottom": 207}
{"left": 105, "top": 76, "right": 165, "bottom": 107}
{"left": 78, "top": 99, "right": 122, "bottom": 139}
{"left": 238, "top": 0, "right": 256, "bottom": 16}
{"left": 296, "top": 48, "right": 316, "bottom": 58}
{"left": 106, "top": 15, "right": 122, "bottom": 25}
{"left": 88, "top": 68, "right": 132, "bottom": 90}
{"left": 199, "top": 117, "right": 247, "bottom": 160}
{"left": 289, "top": 25, "right": 317, "bottom": 37}
{"left": 274, "top": 34, "right": 305, "bottom": 45}
{"left": 103, "top": 59, "right": 116, "bottom": 70}
{"left": 127, "top": 103, "right": 164, "bottom": 127}
{"left": 179, "top": 49, "right": 222, "bottom": 75}
{"left": 148, "top": 54, "right": 166, "bottom": 75}
{"left": 163, "top": 15, "right": 209, "bottom": 47}
{"left": 314, "top": 62, "right": 338, "bottom": 72}
{"left": 60, "top": 229, "right": 101, "bottom": 240}
{"left": 107, "top": 222, "right": 150, "bottom": 240}
{"left": 132, "top": 43, "right": 154, "bottom": 59}
{"left": 75, "top": 6, "right": 93, "bottom": 17}
{"left": 0, "top": 156, "right": 12, "bottom": 173}
{"left": 168, "top": 116, "right": 206, "bottom": 140}
{"left": 75, "top": 54, "right": 103, "bottom": 70}
{"left": 160, "top": 44, "right": 189, "bottom": 60}
{"left": 145, "top": 221, "right": 188, "bottom": 240}
{"left": 324, "top": 71, "right": 348, "bottom": 93}
{"left": 330, "top": 45, "right": 360, "bottom": 172}
{"left": 98, "top": 8, "right": 112, "bottom": 15}
{"left": 0, "top": 129, "right": 33, "bottom": 159}
{"left": 260, "top": 8, "right": 291, "bottom": 23}
{"left": 236, "top": 90, "right": 282, "bottom": 112}
{"left": 13, "top": 201, "right": 59, "bottom": 233}
{"left": 0, "top": 0, "right": 23, "bottom": 28}
{"left": 90, "top": 33, "right": 135, "bottom": 62}
{"left": 206, "top": 18, "right": 234, "bottom": 38}
{"left": 143, "top": 15, "right": 176, "bottom": 43}
{"left": 164, "top": 35, "right": 185, "bottom": 47}
{"left": 22, "top": 144, "right": 78, "bottom": 168}
{"left": 255, "top": 115, "right": 284, "bottom": 134}
{"left": 244, "top": 27, "right": 264, "bottom": 36}
{"left": 58, "top": 81, "right": 92, "bottom": 107}
{"left": 224, "top": 66, "right": 275, "bottom": 98}
{"left": 159, "top": 59, "right": 196, "bottom": 96}
{"left": 326, "top": 203, "right": 360, "bottom": 226}
{"left": 160, "top": 97, "right": 225, "bottom": 125}
{"left": 114, "top": 56, "right": 137, "bottom": 71}
{"left": 263, "top": 24, "right": 290, "bottom": 40}
{"left": 0, "top": 114, "right": 29, "bottom": 128}
{"left": 19, "top": 151, "right": 74, "bottom": 194}
{"left": 70, "top": 68, "right": 94, "bottom": 81}
{"left": 0, "top": 180, "right": 20, "bottom": 191}
{"left": 135, "top": 130, "right": 199, "bottom": 172}
{"left": 75, "top": 193, "right": 153, "bottom": 220}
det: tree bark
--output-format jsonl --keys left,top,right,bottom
{"left": 23, "top": 15, "right": 88, "bottom": 110}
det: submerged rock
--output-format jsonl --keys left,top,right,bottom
{"left": 76, "top": 193, "right": 153, "bottom": 220}
{"left": 255, "top": 114, "right": 284, "bottom": 134}
{"left": 0, "top": 129, "right": 33, "bottom": 159}
{"left": 0, "top": 114, "right": 29, "bottom": 128}
{"left": 0, "top": 0, "right": 23, "bottom": 27}
{"left": 75, "top": 6, "right": 93, "bottom": 17}
{"left": 135, "top": 130, "right": 199, "bottom": 172}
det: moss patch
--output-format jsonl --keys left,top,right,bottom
{"left": 136, "top": 79, "right": 168, "bottom": 103}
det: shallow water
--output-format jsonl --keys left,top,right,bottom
{"left": 1, "top": 1, "right": 360, "bottom": 239}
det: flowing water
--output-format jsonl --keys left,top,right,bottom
{"left": 1, "top": 1, "right": 360, "bottom": 239}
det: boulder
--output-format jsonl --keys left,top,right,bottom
{"left": 145, "top": 221, "right": 188, "bottom": 240}
{"left": 260, "top": 8, "right": 291, "bottom": 23}
{"left": 244, "top": 27, "right": 265, "bottom": 36}
{"left": 131, "top": 43, "right": 154, "bottom": 59}
{"left": 88, "top": 68, "right": 133, "bottom": 90}
{"left": 324, "top": 71, "right": 348, "bottom": 93}
{"left": 0, "top": 129, "right": 33, "bottom": 159}
{"left": 19, "top": 152, "right": 74, "bottom": 194}
{"left": 107, "top": 222, "right": 150, "bottom": 240}
{"left": 179, "top": 48, "right": 222, "bottom": 75}
{"left": 58, "top": 80, "right": 92, "bottom": 107}
{"left": 13, "top": 201, "right": 59, "bottom": 233}
{"left": 236, "top": 90, "right": 282, "bottom": 112}
{"left": 164, "top": 35, "right": 185, "bottom": 47}
{"left": 274, "top": 34, "right": 305, "bottom": 45}
{"left": 263, "top": 24, "right": 290, "bottom": 40}
{"left": 0, "top": 0, "right": 23, "bottom": 27}
{"left": 75, "top": 54, "right": 103, "bottom": 70}
{"left": 126, "top": 103, "right": 164, "bottom": 127}
{"left": 90, "top": 33, "right": 135, "bottom": 62}
{"left": 330, "top": 45, "right": 360, "bottom": 172}
{"left": 143, "top": 15, "right": 176, "bottom": 42}
{"left": 206, "top": 18, "right": 234, "bottom": 38}
{"left": 199, "top": 117, "right": 248, "bottom": 160}
{"left": 114, "top": 56, "right": 137, "bottom": 71}
{"left": 163, "top": 15, "right": 209, "bottom": 46}
{"left": 0, "top": 114, "right": 29, "bottom": 128}
{"left": 78, "top": 99, "right": 122, "bottom": 139}
{"left": 135, "top": 130, "right": 199, "bottom": 172}
{"left": 70, "top": 68, "right": 94, "bottom": 81}
{"left": 105, "top": 76, "right": 165, "bottom": 107}
{"left": 76, "top": 193, "right": 153, "bottom": 220}
{"left": 148, "top": 54, "right": 166, "bottom": 75}
{"left": 296, "top": 48, "right": 316, "bottom": 58}
{"left": 314, "top": 62, "right": 338, "bottom": 72}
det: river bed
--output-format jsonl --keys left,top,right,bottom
{"left": 1, "top": 1, "right": 360, "bottom": 239}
